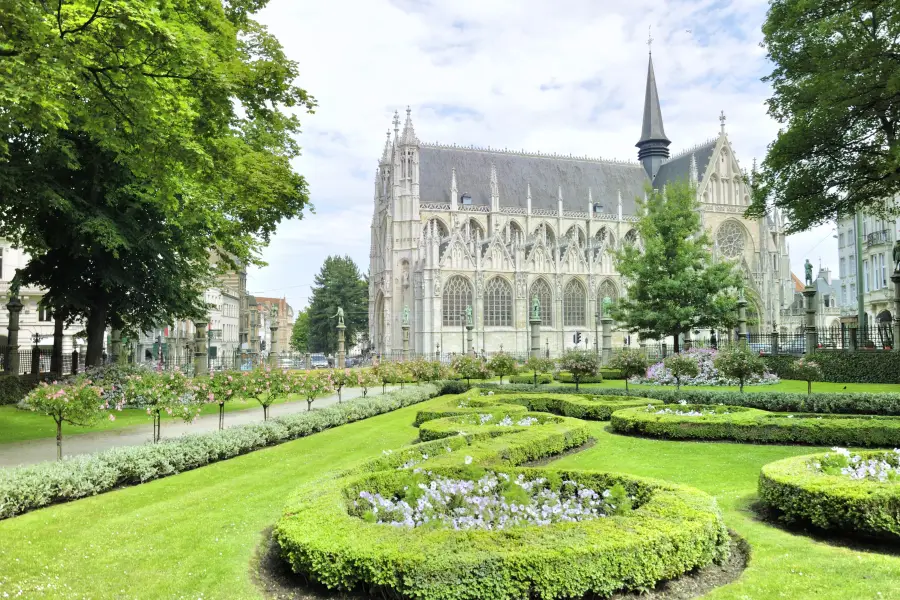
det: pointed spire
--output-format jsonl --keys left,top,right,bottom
{"left": 636, "top": 53, "right": 671, "bottom": 179}
{"left": 392, "top": 110, "right": 400, "bottom": 141}
{"left": 719, "top": 110, "right": 727, "bottom": 134}
{"left": 689, "top": 153, "right": 698, "bottom": 183}
{"left": 401, "top": 106, "right": 417, "bottom": 144}
{"left": 380, "top": 129, "right": 392, "bottom": 164}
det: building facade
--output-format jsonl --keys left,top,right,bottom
{"left": 254, "top": 296, "right": 294, "bottom": 354}
{"left": 207, "top": 287, "right": 240, "bottom": 362}
{"left": 368, "top": 55, "right": 795, "bottom": 356}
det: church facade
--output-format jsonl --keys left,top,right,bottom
{"left": 368, "top": 55, "right": 794, "bottom": 356}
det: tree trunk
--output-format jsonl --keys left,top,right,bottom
{"left": 56, "top": 420, "right": 63, "bottom": 461}
{"left": 533, "top": 372, "right": 537, "bottom": 387}
{"left": 51, "top": 316, "right": 64, "bottom": 377}
{"left": 673, "top": 331, "right": 681, "bottom": 354}
{"left": 625, "top": 379, "right": 629, "bottom": 394}
{"left": 808, "top": 381, "right": 812, "bottom": 395}
{"left": 307, "top": 399, "right": 313, "bottom": 411}
{"left": 85, "top": 306, "right": 107, "bottom": 367}
{"left": 337, "top": 386, "right": 342, "bottom": 403}
{"left": 263, "top": 404, "right": 269, "bottom": 421}
{"left": 219, "top": 403, "right": 225, "bottom": 430}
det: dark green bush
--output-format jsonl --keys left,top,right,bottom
{"left": 435, "top": 379, "right": 469, "bottom": 395}
{"left": 509, "top": 373, "right": 553, "bottom": 385}
{"left": 759, "top": 452, "right": 900, "bottom": 539}
{"left": 611, "top": 405, "right": 900, "bottom": 446}
{"left": 0, "top": 376, "right": 36, "bottom": 406}
{"left": 558, "top": 372, "right": 604, "bottom": 384}
{"left": 763, "top": 351, "right": 900, "bottom": 384}
{"left": 600, "top": 368, "right": 626, "bottom": 380}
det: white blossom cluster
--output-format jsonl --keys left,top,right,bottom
{"left": 648, "top": 404, "right": 726, "bottom": 417}
{"left": 811, "top": 447, "right": 900, "bottom": 482}
{"left": 354, "top": 472, "right": 618, "bottom": 530}
{"left": 497, "top": 415, "right": 540, "bottom": 427}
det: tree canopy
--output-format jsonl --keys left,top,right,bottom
{"left": 750, "top": 0, "right": 900, "bottom": 231}
{"left": 612, "top": 181, "right": 743, "bottom": 352}
{"left": 290, "top": 309, "right": 310, "bottom": 352}
{"left": 307, "top": 256, "right": 367, "bottom": 354}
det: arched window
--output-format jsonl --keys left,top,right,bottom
{"left": 465, "top": 219, "right": 485, "bottom": 240}
{"left": 530, "top": 279, "right": 553, "bottom": 326}
{"left": 623, "top": 229, "right": 639, "bottom": 249}
{"left": 423, "top": 218, "right": 448, "bottom": 240}
{"left": 563, "top": 279, "right": 586, "bottom": 327}
{"left": 598, "top": 279, "right": 619, "bottom": 317}
{"left": 484, "top": 277, "right": 512, "bottom": 327}
{"left": 442, "top": 276, "right": 473, "bottom": 327}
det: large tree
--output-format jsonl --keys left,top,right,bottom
{"left": 0, "top": 0, "right": 315, "bottom": 363}
{"left": 612, "top": 181, "right": 743, "bottom": 352}
{"left": 307, "top": 256, "right": 367, "bottom": 354}
{"left": 290, "top": 308, "right": 310, "bottom": 352}
{"left": 749, "top": 0, "right": 900, "bottom": 231}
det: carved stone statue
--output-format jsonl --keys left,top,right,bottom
{"left": 402, "top": 305, "right": 410, "bottom": 327}
{"left": 804, "top": 259, "right": 813, "bottom": 286}
{"left": 893, "top": 240, "right": 900, "bottom": 272}
{"left": 531, "top": 295, "right": 541, "bottom": 321}
{"left": 333, "top": 306, "right": 345, "bottom": 327}
{"left": 602, "top": 296, "right": 612, "bottom": 317}
{"left": 465, "top": 305, "right": 473, "bottom": 328}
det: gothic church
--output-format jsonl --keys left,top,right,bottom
{"left": 369, "top": 54, "right": 794, "bottom": 356}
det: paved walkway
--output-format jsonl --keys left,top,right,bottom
{"left": 0, "top": 387, "right": 395, "bottom": 468}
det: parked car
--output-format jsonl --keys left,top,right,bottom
{"left": 310, "top": 354, "right": 328, "bottom": 369}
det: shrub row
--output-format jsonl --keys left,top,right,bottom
{"left": 611, "top": 405, "right": 900, "bottom": 446}
{"left": 762, "top": 351, "right": 900, "bottom": 384}
{"left": 418, "top": 412, "right": 566, "bottom": 442}
{"left": 0, "top": 375, "right": 41, "bottom": 406}
{"left": 275, "top": 391, "right": 729, "bottom": 600}
{"left": 0, "top": 385, "right": 439, "bottom": 520}
{"left": 509, "top": 373, "right": 554, "bottom": 385}
{"left": 759, "top": 452, "right": 900, "bottom": 539}
{"left": 556, "top": 372, "right": 604, "bottom": 384}
{"left": 479, "top": 382, "right": 900, "bottom": 416}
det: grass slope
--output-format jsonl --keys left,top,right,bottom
{"left": 0, "top": 396, "right": 898, "bottom": 599}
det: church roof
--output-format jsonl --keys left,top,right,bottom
{"left": 652, "top": 139, "right": 717, "bottom": 189}
{"left": 418, "top": 145, "right": 649, "bottom": 213}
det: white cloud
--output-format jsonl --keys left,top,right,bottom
{"left": 248, "top": 0, "right": 837, "bottom": 312}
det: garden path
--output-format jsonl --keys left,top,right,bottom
{"left": 0, "top": 386, "right": 395, "bottom": 468}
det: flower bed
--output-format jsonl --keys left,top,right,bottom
{"left": 639, "top": 348, "right": 779, "bottom": 387}
{"left": 759, "top": 450, "right": 900, "bottom": 539}
{"left": 610, "top": 405, "right": 900, "bottom": 446}
{"left": 418, "top": 411, "right": 564, "bottom": 442}
{"left": 275, "top": 392, "right": 730, "bottom": 600}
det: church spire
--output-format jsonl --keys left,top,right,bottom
{"left": 380, "top": 129, "right": 392, "bottom": 165}
{"left": 401, "top": 106, "right": 417, "bottom": 145}
{"left": 636, "top": 52, "right": 671, "bottom": 179}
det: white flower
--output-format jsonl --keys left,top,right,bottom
{"left": 464, "top": 456, "right": 473, "bottom": 465}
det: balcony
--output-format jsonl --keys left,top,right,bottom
{"left": 866, "top": 229, "right": 890, "bottom": 247}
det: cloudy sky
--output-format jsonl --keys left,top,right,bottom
{"left": 247, "top": 0, "right": 838, "bottom": 313}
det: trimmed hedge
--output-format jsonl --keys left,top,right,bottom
{"left": 557, "top": 372, "right": 604, "bottom": 384}
{"left": 0, "top": 385, "right": 439, "bottom": 520}
{"left": 418, "top": 412, "right": 566, "bottom": 442}
{"left": 477, "top": 382, "right": 900, "bottom": 416}
{"left": 759, "top": 452, "right": 900, "bottom": 539}
{"left": 275, "top": 391, "right": 730, "bottom": 600}
{"left": 0, "top": 375, "right": 39, "bottom": 406}
{"left": 611, "top": 404, "right": 900, "bottom": 446}
{"left": 762, "top": 351, "right": 900, "bottom": 384}
{"left": 509, "top": 373, "right": 553, "bottom": 385}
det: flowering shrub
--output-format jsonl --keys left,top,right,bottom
{"left": 353, "top": 368, "right": 381, "bottom": 397}
{"left": 608, "top": 349, "right": 648, "bottom": 393}
{"left": 486, "top": 353, "right": 518, "bottom": 384}
{"left": 641, "top": 348, "right": 778, "bottom": 389}
{"left": 329, "top": 368, "right": 352, "bottom": 402}
{"left": 77, "top": 363, "right": 151, "bottom": 407}
{"left": 791, "top": 359, "right": 823, "bottom": 395}
{"left": 375, "top": 361, "right": 409, "bottom": 392}
{"left": 293, "top": 370, "right": 335, "bottom": 411}
{"left": 18, "top": 380, "right": 111, "bottom": 460}
{"left": 407, "top": 358, "right": 448, "bottom": 384}
{"left": 662, "top": 353, "right": 699, "bottom": 390}
{"left": 352, "top": 470, "right": 630, "bottom": 530}
{"left": 124, "top": 370, "right": 200, "bottom": 442}
{"left": 240, "top": 366, "right": 290, "bottom": 420}
{"left": 450, "top": 355, "right": 492, "bottom": 387}
{"left": 648, "top": 403, "right": 729, "bottom": 417}
{"left": 522, "top": 356, "right": 555, "bottom": 387}
{"left": 810, "top": 447, "right": 900, "bottom": 482}
{"left": 199, "top": 371, "right": 238, "bottom": 430}
{"left": 557, "top": 350, "right": 599, "bottom": 391}
{"left": 713, "top": 346, "right": 770, "bottom": 392}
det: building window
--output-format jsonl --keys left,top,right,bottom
{"left": 484, "top": 277, "right": 512, "bottom": 327}
{"left": 841, "top": 286, "right": 847, "bottom": 305}
{"left": 442, "top": 276, "right": 473, "bottom": 327}
{"left": 840, "top": 257, "right": 846, "bottom": 277}
{"left": 38, "top": 303, "right": 52, "bottom": 322}
{"left": 529, "top": 279, "right": 553, "bottom": 326}
{"left": 563, "top": 279, "right": 586, "bottom": 327}
{"left": 849, "top": 255, "right": 856, "bottom": 275}
{"left": 863, "top": 260, "right": 870, "bottom": 293}
{"left": 839, "top": 232, "right": 845, "bottom": 247}
{"left": 880, "top": 253, "right": 887, "bottom": 288}
{"left": 715, "top": 221, "right": 745, "bottom": 258}
{"left": 598, "top": 280, "right": 619, "bottom": 317}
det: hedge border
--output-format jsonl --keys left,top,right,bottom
{"left": 418, "top": 412, "right": 566, "bottom": 442}
{"left": 759, "top": 452, "right": 900, "bottom": 539}
{"left": 762, "top": 351, "right": 900, "bottom": 384}
{"left": 610, "top": 405, "right": 900, "bottom": 446}
{"left": 275, "top": 392, "right": 729, "bottom": 600}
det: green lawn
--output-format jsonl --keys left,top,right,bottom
{"left": 0, "top": 394, "right": 897, "bottom": 599}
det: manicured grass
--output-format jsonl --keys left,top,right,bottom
{"left": 0, "top": 395, "right": 898, "bottom": 598}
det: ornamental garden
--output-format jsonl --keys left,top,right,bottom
{"left": 1, "top": 349, "right": 900, "bottom": 599}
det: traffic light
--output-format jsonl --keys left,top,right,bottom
{"left": 574, "top": 332, "right": 582, "bottom": 345}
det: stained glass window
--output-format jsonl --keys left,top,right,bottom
{"left": 563, "top": 279, "right": 586, "bottom": 327}
{"left": 442, "top": 276, "right": 473, "bottom": 327}
{"left": 484, "top": 277, "right": 512, "bottom": 326}
{"left": 716, "top": 221, "right": 745, "bottom": 258}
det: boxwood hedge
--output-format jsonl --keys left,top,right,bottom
{"left": 509, "top": 373, "right": 554, "bottom": 385}
{"left": 611, "top": 404, "right": 900, "bottom": 446}
{"left": 275, "top": 391, "right": 730, "bottom": 600}
{"left": 762, "top": 351, "right": 900, "bottom": 384}
{"left": 759, "top": 452, "right": 900, "bottom": 539}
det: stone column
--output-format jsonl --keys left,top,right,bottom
{"left": 269, "top": 324, "right": 278, "bottom": 367}
{"left": 802, "top": 285, "right": 818, "bottom": 355}
{"left": 110, "top": 329, "right": 122, "bottom": 364}
{"left": 530, "top": 315, "right": 541, "bottom": 359}
{"left": 31, "top": 338, "right": 40, "bottom": 374}
{"left": 6, "top": 296, "right": 22, "bottom": 375}
{"left": 305, "top": 352, "right": 311, "bottom": 370}
{"left": 466, "top": 325, "right": 474, "bottom": 355}
{"left": 770, "top": 330, "right": 780, "bottom": 356}
{"left": 892, "top": 271, "right": 900, "bottom": 351}
{"left": 737, "top": 295, "right": 748, "bottom": 346}
{"left": 849, "top": 327, "right": 858, "bottom": 351}
{"left": 194, "top": 321, "right": 209, "bottom": 376}
{"left": 402, "top": 325, "right": 410, "bottom": 361}
{"left": 683, "top": 329, "right": 693, "bottom": 351}
{"left": 601, "top": 317, "right": 613, "bottom": 365}
{"left": 336, "top": 323, "right": 346, "bottom": 368}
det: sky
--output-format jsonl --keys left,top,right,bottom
{"left": 247, "top": 0, "right": 839, "bottom": 314}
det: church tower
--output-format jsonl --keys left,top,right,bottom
{"left": 635, "top": 53, "right": 671, "bottom": 180}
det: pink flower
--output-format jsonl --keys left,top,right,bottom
{"left": 109, "top": 414, "right": 116, "bottom": 422}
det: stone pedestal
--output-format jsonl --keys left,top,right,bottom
{"left": 802, "top": 285, "right": 818, "bottom": 355}
{"left": 5, "top": 296, "right": 22, "bottom": 375}
{"left": 892, "top": 271, "right": 900, "bottom": 351}
{"left": 770, "top": 331, "right": 779, "bottom": 356}
{"left": 466, "top": 325, "right": 474, "bottom": 355}
{"left": 194, "top": 321, "right": 209, "bottom": 376}
{"left": 305, "top": 352, "right": 311, "bottom": 370}
{"left": 530, "top": 317, "right": 542, "bottom": 359}
{"left": 601, "top": 317, "right": 613, "bottom": 365}
{"left": 269, "top": 325, "right": 278, "bottom": 367}
{"left": 737, "top": 296, "right": 748, "bottom": 346}
{"left": 683, "top": 330, "right": 692, "bottom": 351}
{"left": 337, "top": 324, "right": 346, "bottom": 368}
{"left": 402, "top": 325, "right": 410, "bottom": 361}
{"left": 110, "top": 329, "right": 122, "bottom": 365}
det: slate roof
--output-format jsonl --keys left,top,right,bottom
{"left": 652, "top": 139, "right": 717, "bottom": 189}
{"left": 418, "top": 145, "right": 650, "bottom": 214}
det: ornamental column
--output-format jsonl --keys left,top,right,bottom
{"left": 736, "top": 293, "right": 748, "bottom": 346}
{"left": 803, "top": 285, "right": 818, "bottom": 355}
{"left": 892, "top": 270, "right": 900, "bottom": 352}
{"left": 269, "top": 323, "right": 278, "bottom": 367}
{"left": 110, "top": 328, "right": 122, "bottom": 364}
{"left": 337, "top": 323, "right": 346, "bottom": 368}
{"left": 194, "top": 320, "right": 209, "bottom": 376}
{"left": 601, "top": 317, "right": 613, "bottom": 365}
{"left": 6, "top": 295, "right": 22, "bottom": 375}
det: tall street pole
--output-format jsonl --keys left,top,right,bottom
{"left": 856, "top": 211, "right": 867, "bottom": 342}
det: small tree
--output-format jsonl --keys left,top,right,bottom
{"left": 408, "top": 358, "right": 447, "bottom": 385}
{"left": 330, "top": 368, "right": 352, "bottom": 402}
{"left": 487, "top": 353, "right": 518, "bottom": 384}
{"left": 791, "top": 358, "right": 823, "bottom": 395}
{"left": 19, "top": 380, "right": 108, "bottom": 460}
{"left": 294, "top": 370, "right": 335, "bottom": 411}
{"left": 450, "top": 355, "right": 492, "bottom": 388}
{"left": 558, "top": 350, "right": 600, "bottom": 392}
{"left": 124, "top": 371, "right": 200, "bottom": 442}
{"left": 355, "top": 368, "right": 380, "bottom": 397}
{"left": 713, "top": 346, "right": 766, "bottom": 392}
{"left": 375, "top": 361, "right": 407, "bottom": 393}
{"left": 524, "top": 356, "right": 556, "bottom": 387}
{"left": 608, "top": 348, "right": 648, "bottom": 394}
{"left": 663, "top": 353, "right": 700, "bottom": 391}
{"left": 240, "top": 367, "right": 290, "bottom": 421}
{"left": 203, "top": 371, "right": 238, "bottom": 430}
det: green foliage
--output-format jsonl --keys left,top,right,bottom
{"left": 750, "top": 0, "right": 900, "bottom": 232}
{"left": 791, "top": 358, "right": 823, "bottom": 394}
{"left": 557, "top": 350, "right": 600, "bottom": 390}
{"left": 522, "top": 357, "right": 556, "bottom": 387}
{"left": 759, "top": 452, "right": 900, "bottom": 539}
{"left": 608, "top": 348, "right": 649, "bottom": 392}
{"left": 612, "top": 405, "right": 900, "bottom": 447}
{"left": 307, "top": 256, "right": 367, "bottom": 354}
{"left": 351, "top": 369, "right": 381, "bottom": 397}
{"left": 599, "top": 368, "right": 626, "bottom": 380}
{"left": 290, "top": 309, "right": 310, "bottom": 352}
{"left": 510, "top": 373, "right": 554, "bottom": 385}
{"left": 663, "top": 353, "right": 700, "bottom": 390}
{"left": 123, "top": 371, "right": 201, "bottom": 440}
{"left": 0, "top": 376, "right": 36, "bottom": 406}
{"left": 450, "top": 355, "right": 492, "bottom": 386}
{"left": 18, "top": 379, "right": 107, "bottom": 459}
{"left": 486, "top": 353, "right": 518, "bottom": 383}
{"left": 612, "top": 181, "right": 743, "bottom": 351}
{"left": 291, "top": 370, "right": 335, "bottom": 411}
{"left": 764, "top": 352, "right": 900, "bottom": 384}
{"left": 557, "top": 372, "right": 604, "bottom": 384}
{"left": 407, "top": 359, "right": 448, "bottom": 384}
{"left": 239, "top": 367, "right": 291, "bottom": 420}
{"left": 374, "top": 361, "right": 410, "bottom": 387}
{"left": 713, "top": 345, "right": 766, "bottom": 392}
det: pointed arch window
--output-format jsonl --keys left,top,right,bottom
{"left": 563, "top": 279, "right": 586, "bottom": 327}
{"left": 442, "top": 276, "right": 473, "bottom": 327}
{"left": 484, "top": 277, "right": 513, "bottom": 327}
{"left": 530, "top": 279, "right": 553, "bottom": 326}
{"left": 598, "top": 280, "right": 619, "bottom": 317}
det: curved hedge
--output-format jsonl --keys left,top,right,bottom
{"left": 759, "top": 452, "right": 900, "bottom": 539}
{"left": 275, "top": 391, "right": 730, "bottom": 600}
{"left": 611, "top": 404, "right": 900, "bottom": 446}
{"left": 418, "top": 411, "right": 565, "bottom": 442}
